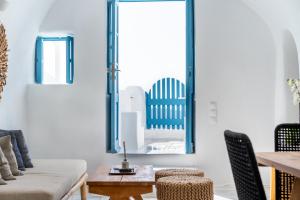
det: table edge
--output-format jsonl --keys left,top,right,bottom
{"left": 256, "top": 152, "right": 300, "bottom": 178}
{"left": 87, "top": 165, "right": 155, "bottom": 186}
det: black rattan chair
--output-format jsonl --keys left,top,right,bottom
{"left": 224, "top": 130, "right": 267, "bottom": 200}
{"left": 275, "top": 124, "right": 300, "bottom": 200}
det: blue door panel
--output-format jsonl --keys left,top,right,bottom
{"left": 107, "top": 0, "right": 120, "bottom": 153}
{"left": 186, "top": 0, "right": 195, "bottom": 153}
{"left": 107, "top": 0, "right": 195, "bottom": 154}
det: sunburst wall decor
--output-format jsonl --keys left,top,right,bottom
{"left": 0, "top": 24, "right": 8, "bottom": 100}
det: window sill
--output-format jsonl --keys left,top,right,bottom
{"left": 116, "top": 151, "right": 186, "bottom": 155}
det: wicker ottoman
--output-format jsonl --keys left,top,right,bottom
{"left": 156, "top": 176, "right": 213, "bottom": 200}
{"left": 155, "top": 169, "right": 204, "bottom": 181}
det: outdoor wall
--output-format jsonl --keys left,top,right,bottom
{"left": 26, "top": 0, "right": 277, "bottom": 197}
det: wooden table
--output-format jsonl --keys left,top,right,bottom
{"left": 256, "top": 152, "right": 300, "bottom": 200}
{"left": 87, "top": 165, "right": 155, "bottom": 200}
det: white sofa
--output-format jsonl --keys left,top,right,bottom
{"left": 0, "top": 159, "right": 88, "bottom": 200}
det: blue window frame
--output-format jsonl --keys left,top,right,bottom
{"left": 35, "top": 36, "right": 74, "bottom": 84}
{"left": 107, "top": 0, "right": 195, "bottom": 154}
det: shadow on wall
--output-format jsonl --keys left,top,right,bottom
{"left": 283, "top": 30, "right": 299, "bottom": 122}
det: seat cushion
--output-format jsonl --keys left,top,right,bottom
{"left": 0, "top": 136, "right": 23, "bottom": 176}
{"left": 0, "top": 159, "right": 87, "bottom": 200}
{"left": 0, "top": 130, "right": 25, "bottom": 171}
{"left": 0, "top": 142, "right": 15, "bottom": 181}
{"left": 9, "top": 130, "right": 33, "bottom": 168}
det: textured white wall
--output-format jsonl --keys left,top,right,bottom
{"left": 26, "top": 0, "right": 276, "bottom": 194}
{"left": 0, "top": 0, "right": 56, "bottom": 130}
{"left": 281, "top": 31, "right": 299, "bottom": 122}
{"left": 242, "top": 0, "right": 300, "bottom": 124}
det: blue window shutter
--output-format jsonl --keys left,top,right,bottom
{"left": 35, "top": 36, "right": 74, "bottom": 84}
{"left": 35, "top": 37, "right": 43, "bottom": 84}
{"left": 107, "top": 0, "right": 113, "bottom": 153}
{"left": 66, "top": 36, "right": 74, "bottom": 84}
{"left": 186, "top": 0, "right": 195, "bottom": 154}
{"left": 107, "top": 0, "right": 120, "bottom": 153}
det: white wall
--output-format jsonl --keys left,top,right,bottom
{"left": 0, "top": 0, "right": 56, "bottom": 131}
{"left": 26, "top": 0, "right": 277, "bottom": 194}
{"left": 281, "top": 31, "right": 299, "bottom": 122}
{"left": 241, "top": 0, "right": 300, "bottom": 124}
{"left": 195, "top": 0, "right": 276, "bottom": 189}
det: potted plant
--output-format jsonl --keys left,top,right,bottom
{"left": 286, "top": 79, "right": 300, "bottom": 145}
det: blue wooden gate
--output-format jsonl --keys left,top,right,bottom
{"left": 145, "top": 78, "right": 186, "bottom": 130}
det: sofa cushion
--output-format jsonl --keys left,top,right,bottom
{"left": 0, "top": 130, "right": 25, "bottom": 171}
{"left": 8, "top": 130, "right": 33, "bottom": 168}
{"left": 0, "top": 136, "right": 23, "bottom": 176}
{"left": 0, "top": 144, "right": 14, "bottom": 181}
{"left": 0, "top": 178, "right": 6, "bottom": 185}
{"left": 0, "top": 159, "right": 87, "bottom": 200}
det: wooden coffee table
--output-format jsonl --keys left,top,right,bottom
{"left": 87, "top": 165, "right": 155, "bottom": 200}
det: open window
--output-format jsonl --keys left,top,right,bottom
{"left": 107, "top": 0, "right": 195, "bottom": 154}
{"left": 35, "top": 36, "right": 74, "bottom": 84}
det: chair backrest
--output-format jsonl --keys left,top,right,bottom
{"left": 145, "top": 77, "right": 186, "bottom": 130}
{"left": 275, "top": 123, "right": 300, "bottom": 200}
{"left": 224, "top": 130, "right": 267, "bottom": 200}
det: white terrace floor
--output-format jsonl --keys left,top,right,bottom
{"left": 147, "top": 141, "right": 185, "bottom": 154}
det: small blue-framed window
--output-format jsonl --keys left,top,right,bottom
{"left": 35, "top": 36, "right": 74, "bottom": 84}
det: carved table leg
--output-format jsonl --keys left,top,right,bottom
{"left": 132, "top": 195, "right": 143, "bottom": 200}
{"left": 110, "top": 196, "right": 130, "bottom": 200}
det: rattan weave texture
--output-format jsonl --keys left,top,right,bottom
{"left": 155, "top": 169, "right": 204, "bottom": 182}
{"left": 156, "top": 176, "right": 213, "bottom": 200}
{"left": 275, "top": 124, "right": 300, "bottom": 200}
{"left": 224, "top": 130, "right": 267, "bottom": 200}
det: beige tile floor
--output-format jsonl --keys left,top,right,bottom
{"left": 70, "top": 193, "right": 233, "bottom": 200}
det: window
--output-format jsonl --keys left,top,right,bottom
{"left": 107, "top": 0, "right": 195, "bottom": 154}
{"left": 35, "top": 36, "right": 74, "bottom": 84}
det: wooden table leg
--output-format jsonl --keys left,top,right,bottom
{"left": 80, "top": 181, "right": 88, "bottom": 200}
{"left": 290, "top": 178, "right": 300, "bottom": 200}
{"left": 110, "top": 196, "right": 130, "bottom": 200}
{"left": 110, "top": 192, "right": 144, "bottom": 200}
{"left": 270, "top": 168, "right": 276, "bottom": 200}
{"left": 89, "top": 185, "right": 151, "bottom": 200}
{"left": 132, "top": 195, "right": 143, "bottom": 200}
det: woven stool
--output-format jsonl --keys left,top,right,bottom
{"left": 155, "top": 169, "right": 204, "bottom": 181}
{"left": 156, "top": 176, "right": 213, "bottom": 200}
